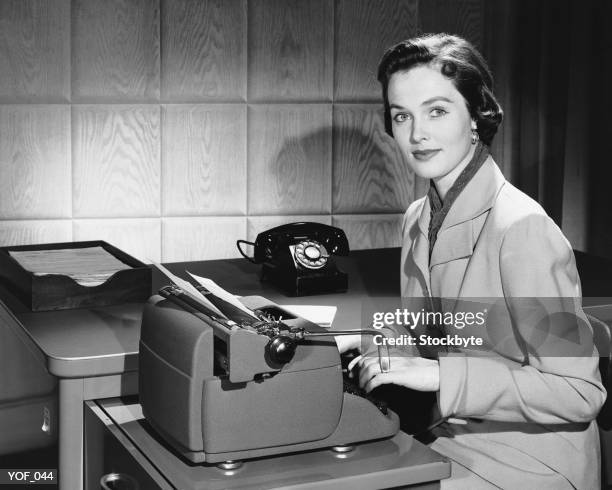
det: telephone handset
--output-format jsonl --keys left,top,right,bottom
{"left": 237, "top": 222, "right": 349, "bottom": 296}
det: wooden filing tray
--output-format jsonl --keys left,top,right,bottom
{"left": 0, "top": 240, "right": 151, "bottom": 311}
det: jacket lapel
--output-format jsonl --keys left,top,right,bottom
{"left": 406, "top": 157, "right": 507, "bottom": 298}
{"left": 429, "top": 157, "right": 506, "bottom": 273}
{"left": 409, "top": 197, "right": 432, "bottom": 294}
{"left": 429, "top": 221, "right": 474, "bottom": 268}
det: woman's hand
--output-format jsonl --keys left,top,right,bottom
{"left": 349, "top": 355, "right": 440, "bottom": 393}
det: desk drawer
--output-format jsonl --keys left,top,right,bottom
{"left": 84, "top": 402, "right": 172, "bottom": 490}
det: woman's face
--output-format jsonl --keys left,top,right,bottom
{"left": 387, "top": 64, "right": 475, "bottom": 194}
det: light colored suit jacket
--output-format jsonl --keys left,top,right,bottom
{"left": 400, "top": 157, "right": 606, "bottom": 489}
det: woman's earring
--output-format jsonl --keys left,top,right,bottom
{"left": 471, "top": 124, "right": 479, "bottom": 145}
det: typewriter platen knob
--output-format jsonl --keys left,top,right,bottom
{"left": 267, "top": 335, "right": 297, "bottom": 365}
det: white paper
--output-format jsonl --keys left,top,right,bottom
{"left": 281, "top": 305, "right": 337, "bottom": 328}
{"left": 151, "top": 262, "right": 224, "bottom": 317}
{"left": 187, "top": 272, "right": 259, "bottom": 320}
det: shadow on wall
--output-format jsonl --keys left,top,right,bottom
{"left": 268, "top": 124, "right": 411, "bottom": 215}
{"left": 259, "top": 122, "right": 411, "bottom": 251}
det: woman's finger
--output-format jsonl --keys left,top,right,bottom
{"left": 364, "top": 371, "right": 392, "bottom": 393}
{"left": 347, "top": 354, "right": 363, "bottom": 373}
{"left": 358, "top": 358, "right": 384, "bottom": 387}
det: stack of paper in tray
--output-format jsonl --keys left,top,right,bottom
{"left": 9, "top": 247, "right": 131, "bottom": 287}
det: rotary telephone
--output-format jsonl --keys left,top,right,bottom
{"left": 237, "top": 222, "right": 349, "bottom": 296}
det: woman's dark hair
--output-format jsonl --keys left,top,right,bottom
{"left": 377, "top": 33, "right": 503, "bottom": 146}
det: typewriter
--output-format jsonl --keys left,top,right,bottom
{"left": 138, "top": 283, "right": 399, "bottom": 467}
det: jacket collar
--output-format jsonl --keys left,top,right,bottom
{"left": 416, "top": 156, "right": 505, "bottom": 237}
{"left": 412, "top": 156, "right": 506, "bottom": 274}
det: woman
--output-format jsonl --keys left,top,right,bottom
{"left": 338, "top": 34, "right": 605, "bottom": 488}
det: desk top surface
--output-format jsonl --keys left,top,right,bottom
{"left": 2, "top": 247, "right": 612, "bottom": 378}
{"left": 0, "top": 249, "right": 400, "bottom": 377}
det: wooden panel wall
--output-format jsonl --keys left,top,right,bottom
{"left": 72, "top": 0, "right": 160, "bottom": 102}
{"left": 0, "top": 0, "right": 484, "bottom": 262}
{"left": 0, "top": 0, "right": 70, "bottom": 102}
{"left": 248, "top": 0, "right": 333, "bottom": 101}
{"left": 161, "top": 0, "right": 246, "bottom": 102}
{"left": 248, "top": 104, "right": 332, "bottom": 215}
{"left": 335, "top": 0, "right": 419, "bottom": 101}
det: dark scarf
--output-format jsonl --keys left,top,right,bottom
{"left": 427, "top": 142, "right": 489, "bottom": 260}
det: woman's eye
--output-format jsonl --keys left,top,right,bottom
{"left": 393, "top": 113, "right": 411, "bottom": 123}
{"left": 430, "top": 108, "right": 448, "bottom": 117}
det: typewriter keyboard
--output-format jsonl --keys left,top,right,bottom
{"left": 342, "top": 377, "right": 388, "bottom": 415}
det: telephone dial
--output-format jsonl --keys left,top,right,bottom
{"left": 237, "top": 222, "right": 349, "bottom": 296}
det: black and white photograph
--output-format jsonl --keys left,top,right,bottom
{"left": 1, "top": 0, "right": 612, "bottom": 488}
